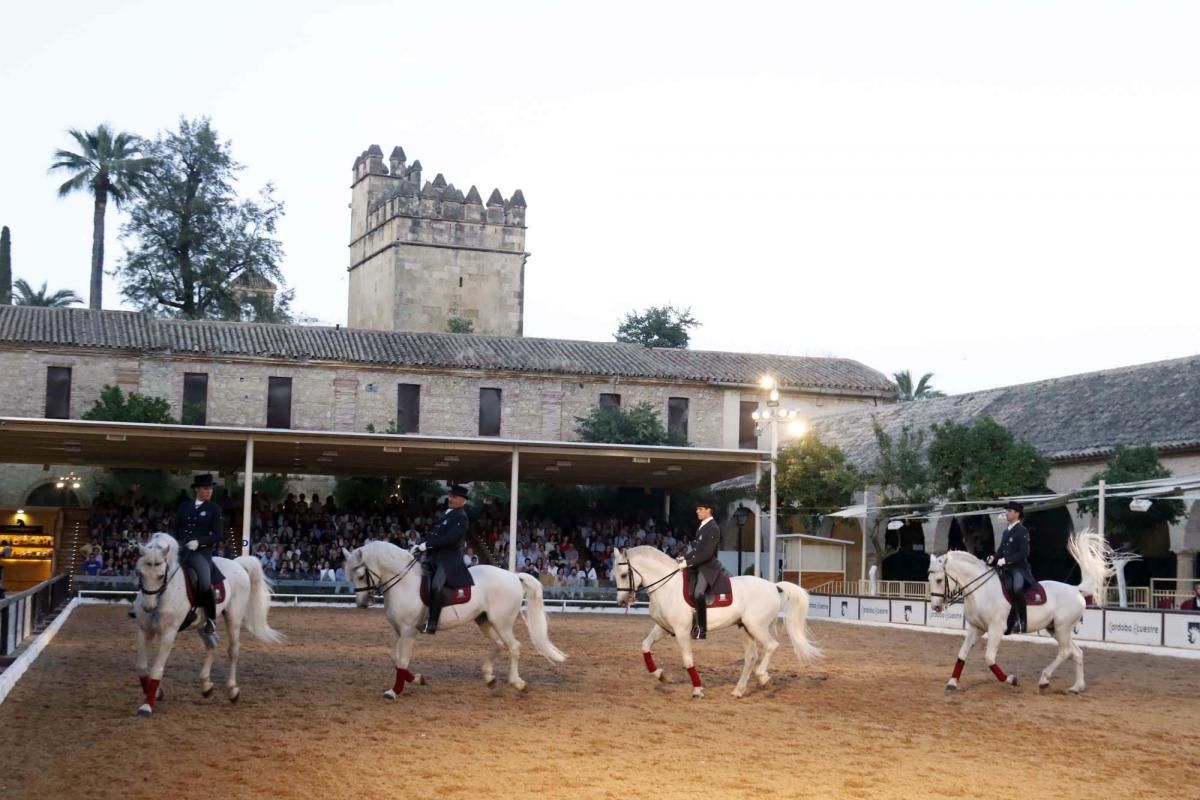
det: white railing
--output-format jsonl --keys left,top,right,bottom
{"left": 809, "top": 579, "right": 930, "bottom": 599}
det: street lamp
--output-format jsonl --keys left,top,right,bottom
{"left": 751, "top": 375, "right": 805, "bottom": 582}
{"left": 734, "top": 504, "right": 751, "bottom": 576}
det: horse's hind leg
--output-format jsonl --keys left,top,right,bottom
{"left": 199, "top": 636, "right": 216, "bottom": 698}
{"left": 731, "top": 627, "right": 758, "bottom": 699}
{"left": 1039, "top": 624, "right": 1073, "bottom": 692}
{"left": 495, "top": 623, "right": 527, "bottom": 692}
{"left": 477, "top": 620, "right": 505, "bottom": 688}
{"left": 225, "top": 614, "right": 242, "bottom": 703}
{"left": 641, "top": 624, "right": 669, "bottom": 682}
{"left": 743, "top": 617, "right": 780, "bottom": 687}
{"left": 1067, "top": 640, "right": 1085, "bottom": 694}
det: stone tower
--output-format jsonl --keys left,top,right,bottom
{"left": 348, "top": 144, "right": 528, "bottom": 335}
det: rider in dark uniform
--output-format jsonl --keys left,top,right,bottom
{"left": 410, "top": 484, "right": 474, "bottom": 634}
{"left": 684, "top": 498, "right": 722, "bottom": 640}
{"left": 170, "top": 473, "right": 225, "bottom": 645}
{"left": 988, "top": 500, "right": 1034, "bottom": 634}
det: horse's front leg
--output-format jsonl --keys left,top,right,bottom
{"left": 984, "top": 623, "right": 1018, "bottom": 687}
{"left": 199, "top": 630, "right": 217, "bottom": 698}
{"left": 641, "top": 624, "right": 669, "bottom": 682}
{"left": 134, "top": 625, "right": 161, "bottom": 703}
{"left": 225, "top": 615, "right": 242, "bottom": 703}
{"left": 732, "top": 628, "right": 758, "bottom": 698}
{"left": 674, "top": 623, "right": 703, "bottom": 699}
{"left": 138, "top": 628, "right": 180, "bottom": 717}
{"left": 384, "top": 625, "right": 422, "bottom": 700}
{"left": 477, "top": 619, "right": 505, "bottom": 687}
{"left": 945, "top": 625, "right": 981, "bottom": 692}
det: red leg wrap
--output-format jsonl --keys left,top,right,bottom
{"left": 643, "top": 652, "right": 658, "bottom": 673}
{"left": 687, "top": 666, "right": 702, "bottom": 688}
{"left": 989, "top": 664, "right": 1008, "bottom": 682}
{"left": 393, "top": 667, "right": 416, "bottom": 694}
{"left": 145, "top": 678, "right": 160, "bottom": 707}
{"left": 951, "top": 659, "right": 965, "bottom": 680}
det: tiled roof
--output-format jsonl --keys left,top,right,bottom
{"left": 811, "top": 355, "right": 1200, "bottom": 465}
{"left": 0, "top": 307, "right": 896, "bottom": 395}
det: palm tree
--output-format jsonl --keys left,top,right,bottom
{"left": 12, "top": 278, "right": 83, "bottom": 308}
{"left": 49, "top": 125, "right": 155, "bottom": 310}
{"left": 893, "top": 370, "right": 946, "bottom": 401}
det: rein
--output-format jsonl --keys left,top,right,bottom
{"left": 932, "top": 559, "right": 996, "bottom": 606}
{"left": 353, "top": 557, "right": 420, "bottom": 598}
{"left": 137, "top": 563, "right": 180, "bottom": 597}
{"left": 618, "top": 559, "right": 681, "bottom": 604}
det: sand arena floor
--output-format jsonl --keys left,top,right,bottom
{"left": 0, "top": 604, "right": 1195, "bottom": 800}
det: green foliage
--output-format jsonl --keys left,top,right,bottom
{"left": 334, "top": 476, "right": 392, "bottom": 511}
{"left": 927, "top": 417, "right": 1049, "bottom": 501}
{"left": 574, "top": 401, "right": 689, "bottom": 446}
{"left": 0, "top": 226, "right": 11, "bottom": 304}
{"left": 12, "top": 278, "right": 83, "bottom": 307}
{"left": 447, "top": 317, "right": 474, "bottom": 334}
{"left": 893, "top": 370, "right": 945, "bottom": 401}
{"left": 49, "top": 124, "right": 155, "bottom": 309}
{"left": 365, "top": 420, "right": 406, "bottom": 434}
{"left": 869, "top": 418, "right": 935, "bottom": 505}
{"left": 1077, "top": 445, "right": 1185, "bottom": 537}
{"left": 116, "top": 117, "right": 291, "bottom": 322}
{"left": 102, "top": 468, "right": 175, "bottom": 503}
{"left": 756, "top": 434, "right": 864, "bottom": 534}
{"left": 82, "top": 385, "right": 177, "bottom": 424}
{"left": 614, "top": 305, "right": 699, "bottom": 348}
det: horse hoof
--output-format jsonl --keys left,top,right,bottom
{"left": 157, "top": 686, "right": 165, "bottom": 701}
{"left": 383, "top": 689, "right": 397, "bottom": 701}
{"left": 651, "top": 668, "right": 665, "bottom": 682}
{"left": 136, "top": 704, "right": 153, "bottom": 717}
{"left": 944, "top": 682, "right": 958, "bottom": 694}
{"left": 1068, "top": 686, "right": 1084, "bottom": 695}
{"left": 513, "top": 680, "right": 528, "bottom": 693}
{"left": 416, "top": 674, "right": 427, "bottom": 686}
{"left": 757, "top": 674, "right": 771, "bottom": 688}
{"left": 485, "top": 678, "right": 497, "bottom": 689}
{"left": 201, "top": 686, "right": 213, "bottom": 698}
{"left": 731, "top": 689, "right": 745, "bottom": 699}
{"left": 1038, "top": 682, "right": 1050, "bottom": 693}
{"left": 1007, "top": 675, "right": 1019, "bottom": 687}
{"left": 229, "top": 687, "right": 240, "bottom": 703}
{"left": 691, "top": 687, "right": 704, "bottom": 699}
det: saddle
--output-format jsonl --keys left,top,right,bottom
{"left": 1000, "top": 579, "right": 1048, "bottom": 607}
{"left": 179, "top": 570, "right": 226, "bottom": 632}
{"left": 683, "top": 571, "right": 734, "bottom": 609}
{"left": 419, "top": 574, "right": 472, "bottom": 608}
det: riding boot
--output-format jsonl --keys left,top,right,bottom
{"left": 1013, "top": 594, "right": 1027, "bottom": 635}
{"left": 423, "top": 596, "right": 443, "bottom": 635}
{"left": 692, "top": 597, "right": 707, "bottom": 640}
{"left": 201, "top": 591, "right": 219, "bottom": 646}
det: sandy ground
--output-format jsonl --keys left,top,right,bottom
{"left": 0, "top": 604, "right": 1195, "bottom": 800}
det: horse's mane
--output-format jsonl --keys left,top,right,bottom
{"left": 624, "top": 545, "right": 677, "bottom": 568}
{"left": 359, "top": 539, "right": 411, "bottom": 570}
{"left": 942, "top": 549, "right": 987, "bottom": 571}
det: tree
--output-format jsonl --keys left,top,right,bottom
{"left": 927, "top": 417, "right": 1049, "bottom": 502}
{"left": 0, "top": 226, "right": 11, "bottom": 304}
{"left": 116, "top": 117, "right": 290, "bottom": 322}
{"left": 12, "top": 279, "right": 83, "bottom": 307}
{"left": 756, "top": 434, "right": 863, "bottom": 536}
{"left": 447, "top": 317, "right": 474, "bottom": 334}
{"left": 82, "top": 385, "right": 177, "bottom": 424}
{"left": 893, "top": 370, "right": 945, "bottom": 401}
{"left": 574, "top": 400, "right": 688, "bottom": 446}
{"left": 366, "top": 420, "right": 406, "bottom": 435}
{"left": 1077, "top": 445, "right": 1185, "bottom": 541}
{"left": 614, "top": 305, "right": 699, "bottom": 348}
{"left": 49, "top": 125, "right": 155, "bottom": 310}
{"left": 866, "top": 419, "right": 935, "bottom": 567}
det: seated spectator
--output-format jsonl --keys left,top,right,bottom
{"left": 1182, "top": 582, "right": 1200, "bottom": 611}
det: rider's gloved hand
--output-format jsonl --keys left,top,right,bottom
{"left": 185, "top": 540, "right": 199, "bottom": 551}
{"left": 410, "top": 542, "right": 427, "bottom": 555}
{"left": 996, "top": 557, "right": 1007, "bottom": 567}
{"left": 985, "top": 555, "right": 995, "bottom": 565}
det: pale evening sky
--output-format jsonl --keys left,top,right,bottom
{"left": 2, "top": 0, "right": 1198, "bottom": 395}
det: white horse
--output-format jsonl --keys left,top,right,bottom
{"left": 133, "top": 532, "right": 286, "bottom": 716}
{"left": 612, "top": 546, "right": 821, "bottom": 699}
{"left": 342, "top": 541, "right": 566, "bottom": 697}
{"left": 929, "top": 529, "right": 1114, "bottom": 694}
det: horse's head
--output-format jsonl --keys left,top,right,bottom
{"left": 136, "top": 532, "right": 178, "bottom": 611}
{"left": 927, "top": 553, "right": 950, "bottom": 612}
{"left": 611, "top": 547, "right": 640, "bottom": 608}
{"left": 342, "top": 546, "right": 372, "bottom": 608}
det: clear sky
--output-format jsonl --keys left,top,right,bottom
{"left": 3, "top": 0, "right": 1198, "bottom": 394}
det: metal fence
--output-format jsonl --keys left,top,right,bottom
{"left": 1, "top": 574, "right": 70, "bottom": 657}
{"left": 809, "top": 579, "right": 930, "bottom": 599}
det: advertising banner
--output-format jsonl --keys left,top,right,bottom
{"left": 891, "top": 599, "right": 926, "bottom": 626}
{"left": 807, "top": 594, "right": 831, "bottom": 618}
{"left": 860, "top": 598, "right": 891, "bottom": 624}
{"left": 928, "top": 602, "right": 966, "bottom": 629}
{"left": 1104, "top": 610, "right": 1163, "bottom": 645}
{"left": 1163, "top": 613, "right": 1200, "bottom": 650}
{"left": 831, "top": 597, "right": 860, "bottom": 621}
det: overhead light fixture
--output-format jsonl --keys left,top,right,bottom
{"left": 545, "top": 466, "right": 559, "bottom": 472}
{"left": 434, "top": 461, "right": 450, "bottom": 468}
{"left": 16, "top": 509, "right": 24, "bottom": 515}
{"left": 632, "top": 457, "right": 651, "bottom": 464}
{"left": 189, "top": 444, "right": 207, "bottom": 452}
{"left": 652, "top": 470, "right": 667, "bottom": 476}
{"left": 56, "top": 481, "right": 65, "bottom": 489}
{"left": 443, "top": 455, "right": 460, "bottom": 462}
{"left": 556, "top": 460, "right": 572, "bottom": 468}
{"left": 321, "top": 451, "right": 338, "bottom": 457}
{"left": 1129, "top": 497, "right": 1153, "bottom": 513}
{"left": 886, "top": 519, "right": 904, "bottom": 531}
{"left": 316, "top": 457, "right": 332, "bottom": 463}
{"left": 666, "top": 465, "right": 682, "bottom": 472}
{"left": 106, "top": 434, "right": 127, "bottom": 442}
{"left": 382, "top": 446, "right": 402, "bottom": 454}
{"left": 62, "top": 440, "right": 80, "bottom": 447}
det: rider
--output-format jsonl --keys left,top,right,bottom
{"left": 170, "top": 473, "right": 225, "bottom": 645}
{"left": 684, "top": 498, "right": 722, "bottom": 640}
{"left": 988, "top": 500, "right": 1034, "bottom": 634}
{"left": 410, "top": 484, "right": 474, "bottom": 635}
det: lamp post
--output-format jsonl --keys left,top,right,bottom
{"left": 734, "top": 504, "right": 751, "bottom": 576}
{"left": 751, "top": 375, "right": 805, "bottom": 583}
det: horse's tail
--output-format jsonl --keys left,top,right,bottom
{"left": 236, "top": 556, "right": 286, "bottom": 644}
{"left": 517, "top": 572, "right": 567, "bottom": 664}
{"left": 775, "top": 581, "right": 822, "bottom": 664}
{"left": 1068, "top": 529, "right": 1116, "bottom": 604}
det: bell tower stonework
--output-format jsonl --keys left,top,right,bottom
{"left": 348, "top": 144, "right": 528, "bottom": 335}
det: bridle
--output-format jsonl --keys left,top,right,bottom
{"left": 930, "top": 554, "right": 995, "bottom": 607}
{"left": 617, "top": 558, "right": 681, "bottom": 607}
{"left": 137, "top": 560, "right": 179, "bottom": 597}
{"left": 351, "top": 556, "right": 420, "bottom": 599}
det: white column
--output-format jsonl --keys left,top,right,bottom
{"left": 768, "top": 418, "right": 779, "bottom": 582}
{"left": 508, "top": 448, "right": 520, "bottom": 572}
{"left": 1097, "top": 479, "right": 1106, "bottom": 539}
{"left": 1176, "top": 550, "right": 1196, "bottom": 603}
{"left": 860, "top": 489, "right": 869, "bottom": 583}
{"left": 240, "top": 437, "right": 254, "bottom": 556}
{"left": 663, "top": 491, "right": 670, "bottom": 521}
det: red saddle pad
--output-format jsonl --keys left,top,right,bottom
{"left": 683, "top": 574, "right": 734, "bottom": 609}
{"left": 420, "top": 577, "right": 472, "bottom": 607}
{"left": 1001, "top": 580, "right": 1048, "bottom": 607}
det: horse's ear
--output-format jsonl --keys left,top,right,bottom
{"left": 138, "top": 543, "right": 147, "bottom": 556}
{"left": 342, "top": 547, "right": 353, "bottom": 561}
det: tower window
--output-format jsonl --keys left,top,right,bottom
{"left": 459, "top": 277, "right": 463, "bottom": 288}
